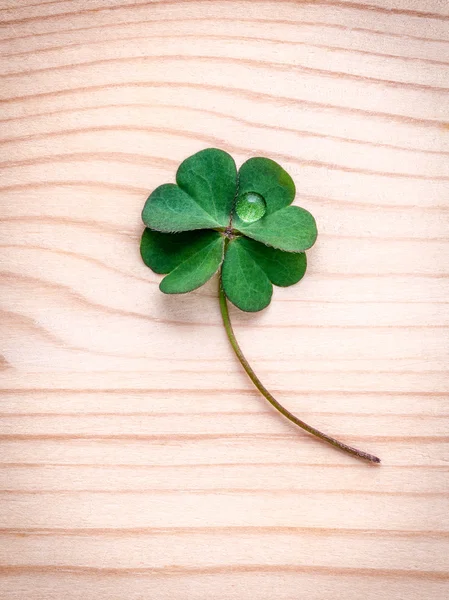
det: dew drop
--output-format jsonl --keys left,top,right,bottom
{"left": 235, "top": 192, "right": 267, "bottom": 223}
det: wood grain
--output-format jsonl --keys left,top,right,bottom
{"left": 1, "top": 1, "right": 448, "bottom": 598}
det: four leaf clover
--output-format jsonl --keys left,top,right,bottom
{"left": 140, "top": 148, "right": 317, "bottom": 312}
{"left": 139, "top": 148, "right": 380, "bottom": 464}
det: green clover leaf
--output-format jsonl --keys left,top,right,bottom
{"left": 139, "top": 149, "right": 380, "bottom": 465}
{"left": 141, "top": 229, "right": 224, "bottom": 294}
{"left": 141, "top": 148, "right": 316, "bottom": 308}
{"left": 142, "top": 148, "right": 237, "bottom": 232}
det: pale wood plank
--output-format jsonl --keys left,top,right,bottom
{"left": 1, "top": 1, "right": 448, "bottom": 599}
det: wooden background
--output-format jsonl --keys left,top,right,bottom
{"left": 1, "top": 0, "right": 448, "bottom": 598}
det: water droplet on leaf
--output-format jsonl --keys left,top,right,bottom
{"left": 235, "top": 192, "right": 266, "bottom": 223}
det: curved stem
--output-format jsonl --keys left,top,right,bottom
{"left": 219, "top": 278, "right": 381, "bottom": 464}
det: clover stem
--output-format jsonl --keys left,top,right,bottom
{"left": 218, "top": 277, "right": 381, "bottom": 464}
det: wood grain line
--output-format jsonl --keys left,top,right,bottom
{"left": 0, "top": 489, "right": 446, "bottom": 497}
{"left": 2, "top": 140, "right": 449, "bottom": 181}
{"left": 1, "top": 463, "right": 447, "bottom": 470}
{"left": 0, "top": 434, "right": 445, "bottom": 442}
{"left": 1, "top": 389, "right": 447, "bottom": 397}
{"left": 2, "top": 14, "right": 448, "bottom": 47}
{"left": 0, "top": 0, "right": 65, "bottom": 9}
{"left": 2, "top": 81, "right": 448, "bottom": 131}
{"left": 3, "top": 54, "right": 449, "bottom": 95}
{"left": 2, "top": 411, "right": 446, "bottom": 417}
{"left": 0, "top": 564, "right": 447, "bottom": 581}
{"left": 4, "top": 32, "right": 449, "bottom": 68}
{"left": 0, "top": 525, "right": 446, "bottom": 537}
{"left": 0, "top": 273, "right": 154, "bottom": 324}
{"left": 1, "top": 0, "right": 448, "bottom": 26}
{"left": 2, "top": 103, "right": 448, "bottom": 158}
{"left": 1, "top": 245, "right": 151, "bottom": 285}
{"left": 0, "top": 309, "right": 157, "bottom": 361}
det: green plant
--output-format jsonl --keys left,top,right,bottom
{"left": 140, "top": 148, "right": 380, "bottom": 464}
